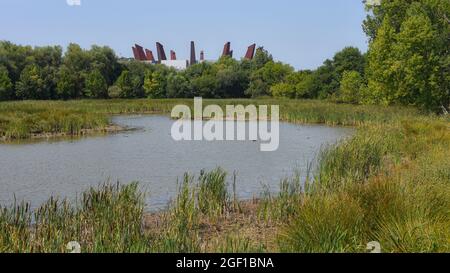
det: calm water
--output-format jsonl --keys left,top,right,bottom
{"left": 0, "top": 115, "right": 353, "bottom": 210}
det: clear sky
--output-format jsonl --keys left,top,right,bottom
{"left": 0, "top": 0, "right": 369, "bottom": 70}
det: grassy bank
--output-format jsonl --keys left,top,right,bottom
{"left": 0, "top": 99, "right": 448, "bottom": 253}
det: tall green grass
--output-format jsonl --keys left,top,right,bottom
{"left": 0, "top": 182, "right": 150, "bottom": 253}
{"left": 151, "top": 168, "right": 238, "bottom": 253}
{"left": 277, "top": 119, "right": 450, "bottom": 253}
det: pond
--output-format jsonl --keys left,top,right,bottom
{"left": 0, "top": 115, "right": 353, "bottom": 210}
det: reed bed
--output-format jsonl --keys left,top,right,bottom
{"left": 0, "top": 182, "right": 149, "bottom": 253}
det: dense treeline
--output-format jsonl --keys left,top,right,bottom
{"left": 0, "top": 41, "right": 365, "bottom": 101}
{"left": 0, "top": 0, "right": 448, "bottom": 112}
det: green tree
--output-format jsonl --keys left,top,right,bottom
{"left": 85, "top": 69, "right": 108, "bottom": 98}
{"left": 311, "top": 60, "right": 338, "bottom": 99}
{"left": 0, "top": 41, "right": 34, "bottom": 84}
{"left": 88, "top": 45, "right": 122, "bottom": 86}
{"left": 252, "top": 47, "right": 273, "bottom": 70}
{"left": 185, "top": 62, "right": 214, "bottom": 79}
{"left": 286, "top": 71, "right": 315, "bottom": 98}
{"left": 15, "top": 64, "right": 47, "bottom": 99}
{"left": 114, "top": 70, "right": 134, "bottom": 98}
{"left": 339, "top": 71, "right": 363, "bottom": 104}
{"left": 32, "top": 46, "right": 63, "bottom": 68}
{"left": 0, "top": 65, "right": 14, "bottom": 100}
{"left": 271, "top": 71, "right": 315, "bottom": 99}
{"left": 271, "top": 82, "right": 296, "bottom": 98}
{"left": 365, "top": 0, "right": 450, "bottom": 111}
{"left": 311, "top": 47, "right": 366, "bottom": 99}
{"left": 246, "top": 61, "right": 293, "bottom": 97}
{"left": 333, "top": 47, "right": 365, "bottom": 79}
{"left": 56, "top": 65, "right": 79, "bottom": 99}
{"left": 216, "top": 67, "right": 248, "bottom": 98}
{"left": 143, "top": 70, "right": 167, "bottom": 98}
{"left": 166, "top": 73, "right": 192, "bottom": 98}
{"left": 61, "top": 43, "right": 90, "bottom": 98}
{"left": 191, "top": 74, "right": 217, "bottom": 98}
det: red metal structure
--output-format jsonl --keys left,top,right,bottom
{"left": 134, "top": 44, "right": 147, "bottom": 61}
{"left": 132, "top": 41, "right": 252, "bottom": 63}
{"left": 132, "top": 47, "right": 140, "bottom": 60}
{"left": 222, "top": 42, "right": 231, "bottom": 57}
{"left": 244, "top": 44, "right": 256, "bottom": 60}
{"left": 190, "top": 41, "right": 197, "bottom": 65}
{"left": 156, "top": 42, "right": 167, "bottom": 61}
{"left": 170, "top": 50, "right": 177, "bottom": 60}
{"left": 145, "top": 49, "right": 155, "bottom": 62}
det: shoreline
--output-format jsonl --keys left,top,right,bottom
{"left": 0, "top": 124, "right": 130, "bottom": 143}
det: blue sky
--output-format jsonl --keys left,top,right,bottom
{"left": 0, "top": 0, "right": 369, "bottom": 70}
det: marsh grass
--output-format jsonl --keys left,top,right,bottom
{"left": 198, "top": 168, "right": 229, "bottom": 217}
{"left": 277, "top": 119, "right": 450, "bottom": 253}
{"left": 0, "top": 182, "right": 150, "bottom": 253}
{"left": 258, "top": 174, "right": 304, "bottom": 223}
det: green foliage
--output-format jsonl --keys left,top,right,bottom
{"left": 0, "top": 65, "right": 13, "bottom": 100}
{"left": 107, "top": 85, "right": 121, "bottom": 99}
{"left": 167, "top": 73, "right": 192, "bottom": 98}
{"left": 0, "top": 41, "right": 34, "bottom": 83}
{"left": 364, "top": 0, "right": 450, "bottom": 111}
{"left": 84, "top": 69, "right": 108, "bottom": 98}
{"left": 271, "top": 83, "right": 296, "bottom": 98}
{"left": 88, "top": 45, "right": 122, "bottom": 86}
{"left": 338, "top": 71, "right": 364, "bottom": 104}
{"left": 191, "top": 74, "right": 217, "bottom": 98}
{"left": 246, "top": 61, "right": 293, "bottom": 98}
{"left": 216, "top": 67, "right": 248, "bottom": 98}
{"left": 143, "top": 70, "right": 167, "bottom": 98}
{"left": 252, "top": 46, "right": 273, "bottom": 70}
{"left": 3, "top": 41, "right": 284, "bottom": 101}
{"left": 56, "top": 65, "right": 80, "bottom": 99}
{"left": 312, "top": 47, "right": 366, "bottom": 99}
{"left": 114, "top": 71, "right": 136, "bottom": 98}
{"left": 271, "top": 71, "right": 317, "bottom": 99}
{"left": 15, "top": 64, "right": 48, "bottom": 99}
{"left": 0, "top": 42, "right": 128, "bottom": 100}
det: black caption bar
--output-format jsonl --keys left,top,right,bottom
{"left": 0, "top": 253, "right": 445, "bottom": 272}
